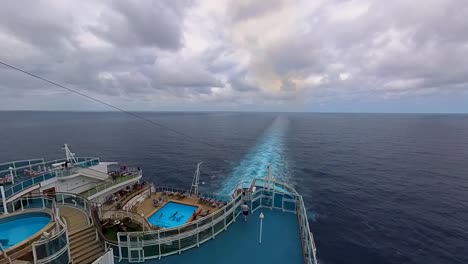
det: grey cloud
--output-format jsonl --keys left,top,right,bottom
{"left": 90, "top": 0, "right": 191, "bottom": 50}
{"left": 1, "top": 0, "right": 468, "bottom": 111}
{"left": 298, "top": 0, "right": 468, "bottom": 104}
{"left": 151, "top": 63, "right": 223, "bottom": 89}
{"left": 267, "top": 37, "right": 325, "bottom": 76}
{"left": 229, "top": 0, "right": 284, "bottom": 22}
{"left": 0, "top": 1, "right": 75, "bottom": 52}
{"left": 228, "top": 71, "right": 258, "bottom": 92}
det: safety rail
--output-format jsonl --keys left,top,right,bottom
{"left": 81, "top": 172, "right": 142, "bottom": 199}
{"left": 1, "top": 157, "right": 99, "bottom": 201}
{"left": 104, "top": 193, "right": 243, "bottom": 262}
{"left": 248, "top": 178, "right": 318, "bottom": 264}
{"left": 0, "top": 195, "right": 72, "bottom": 264}
{"left": 121, "top": 186, "right": 151, "bottom": 211}
{"left": 101, "top": 210, "right": 152, "bottom": 231}
{"left": 0, "top": 157, "right": 99, "bottom": 178}
{"left": 0, "top": 193, "right": 99, "bottom": 264}
{"left": 153, "top": 186, "right": 231, "bottom": 202}
{"left": 92, "top": 248, "right": 114, "bottom": 264}
{"left": 298, "top": 196, "right": 318, "bottom": 264}
{"left": 0, "top": 158, "right": 45, "bottom": 176}
{"left": 4, "top": 195, "right": 55, "bottom": 214}
{"left": 104, "top": 180, "right": 319, "bottom": 263}
{"left": 54, "top": 193, "right": 94, "bottom": 225}
{"left": 32, "top": 214, "right": 71, "bottom": 264}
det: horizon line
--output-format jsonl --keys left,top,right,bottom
{"left": 0, "top": 110, "right": 467, "bottom": 115}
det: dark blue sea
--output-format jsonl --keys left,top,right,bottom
{"left": 1, "top": 111, "right": 467, "bottom": 264}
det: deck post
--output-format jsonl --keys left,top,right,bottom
{"left": 158, "top": 231, "right": 161, "bottom": 259}
{"left": 224, "top": 207, "right": 227, "bottom": 230}
{"left": 9, "top": 167, "right": 14, "bottom": 185}
{"left": 259, "top": 212, "right": 264, "bottom": 244}
{"left": 211, "top": 215, "right": 215, "bottom": 239}
{"left": 196, "top": 222, "right": 200, "bottom": 247}
{"left": 178, "top": 227, "right": 181, "bottom": 254}
{"left": 0, "top": 186, "right": 8, "bottom": 215}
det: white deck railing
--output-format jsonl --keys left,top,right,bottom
{"left": 0, "top": 157, "right": 100, "bottom": 203}
{"left": 0, "top": 196, "right": 72, "bottom": 264}
{"left": 81, "top": 172, "right": 142, "bottom": 199}
{"left": 32, "top": 213, "right": 71, "bottom": 264}
{"left": 102, "top": 193, "right": 243, "bottom": 262}
{"left": 248, "top": 178, "right": 318, "bottom": 264}
{"left": 92, "top": 248, "right": 114, "bottom": 264}
{"left": 106, "top": 180, "right": 318, "bottom": 264}
{"left": 3, "top": 181, "right": 318, "bottom": 264}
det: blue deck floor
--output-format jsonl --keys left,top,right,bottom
{"left": 120, "top": 209, "right": 303, "bottom": 264}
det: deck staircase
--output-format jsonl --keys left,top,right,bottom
{"left": 59, "top": 206, "right": 104, "bottom": 264}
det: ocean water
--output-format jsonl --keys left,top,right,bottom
{"left": 0, "top": 111, "right": 467, "bottom": 264}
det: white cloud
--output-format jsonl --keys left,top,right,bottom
{"left": 339, "top": 73, "right": 351, "bottom": 81}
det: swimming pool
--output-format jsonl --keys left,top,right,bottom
{"left": 0, "top": 212, "right": 51, "bottom": 249}
{"left": 148, "top": 202, "right": 199, "bottom": 228}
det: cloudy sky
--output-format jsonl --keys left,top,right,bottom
{"left": 1, "top": 0, "right": 467, "bottom": 112}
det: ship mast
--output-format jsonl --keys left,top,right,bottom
{"left": 190, "top": 162, "right": 203, "bottom": 197}
{"left": 63, "top": 144, "right": 78, "bottom": 164}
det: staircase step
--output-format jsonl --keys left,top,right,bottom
{"left": 70, "top": 225, "right": 93, "bottom": 238}
{"left": 58, "top": 206, "right": 104, "bottom": 264}
{"left": 73, "top": 244, "right": 103, "bottom": 264}
{"left": 70, "top": 236, "right": 97, "bottom": 253}
{"left": 70, "top": 231, "right": 96, "bottom": 252}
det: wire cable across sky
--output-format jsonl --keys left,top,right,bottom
{"left": 0, "top": 60, "right": 223, "bottom": 150}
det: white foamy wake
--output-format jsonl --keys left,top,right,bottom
{"left": 218, "top": 116, "right": 290, "bottom": 195}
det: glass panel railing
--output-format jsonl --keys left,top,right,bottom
{"left": 81, "top": 173, "right": 141, "bottom": 198}
{"left": 4, "top": 188, "right": 13, "bottom": 198}
{"left": 33, "top": 214, "right": 70, "bottom": 264}
{"left": 2, "top": 157, "right": 99, "bottom": 200}
{"left": 3, "top": 196, "right": 54, "bottom": 214}
{"left": 114, "top": 193, "right": 243, "bottom": 260}
{"left": 40, "top": 249, "right": 70, "bottom": 264}
{"left": 23, "top": 179, "right": 33, "bottom": 188}
{"left": 33, "top": 231, "right": 68, "bottom": 259}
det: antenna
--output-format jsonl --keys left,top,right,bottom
{"left": 190, "top": 162, "right": 203, "bottom": 197}
{"left": 63, "top": 144, "right": 78, "bottom": 164}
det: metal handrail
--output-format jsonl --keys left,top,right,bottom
{"left": 101, "top": 209, "right": 152, "bottom": 231}
{"left": 81, "top": 172, "right": 142, "bottom": 198}
{"left": 297, "top": 196, "right": 318, "bottom": 264}
{"left": 111, "top": 195, "right": 243, "bottom": 261}
{"left": 245, "top": 180, "right": 318, "bottom": 264}
{"left": 1, "top": 158, "right": 100, "bottom": 201}
{"left": 118, "top": 192, "right": 240, "bottom": 237}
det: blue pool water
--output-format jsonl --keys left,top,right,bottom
{"left": 148, "top": 202, "right": 199, "bottom": 228}
{"left": 0, "top": 213, "right": 51, "bottom": 249}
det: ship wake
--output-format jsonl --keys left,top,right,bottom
{"left": 218, "top": 116, "right": 290, "bottom": 195}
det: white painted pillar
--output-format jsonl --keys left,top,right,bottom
{"left": 1, "top": 186, "right": 8, "bottom": 215}
{"left": 259, "top": 212, "right": 264, "bottom": 243}
{"left": 9, "top": 167, "right": 14, "bottom": 185}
